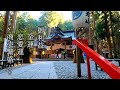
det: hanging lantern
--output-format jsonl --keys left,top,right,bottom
{"left": 42, "top": 50, "right": 45, "bottom": 55}
{"left": 72, "top": 11, "right": 89, "bottom": 30}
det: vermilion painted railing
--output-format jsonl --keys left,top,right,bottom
{"left": 72, "top": 39, "right": 120, "bottom": 79}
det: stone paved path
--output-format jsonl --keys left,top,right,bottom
{"left": 0, "top": 61, "right": 57, "bottom": 79}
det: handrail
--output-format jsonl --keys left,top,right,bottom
{"left": 72, "top": 39, "right": 120, "bottom": 79}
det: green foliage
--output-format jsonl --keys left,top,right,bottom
{"left": 0, "top": 18, "right": 3, "bottom": 33}
{"left": 38, "top": 11, "right": 74, "bottom": 31}
{"left": 16, "top": 12, "right": 39, "bottom": 31}
{"left": 111, "top": 11, "right": 120, "bottom": 37}
{"left": 96, "top": 22, "right": 106, "bottom": 40}
{"left": 95, "top": 11, "right": 114, "bottom": 40}
{"left": 111, "top": 11, "right": 120, "bottom": 23}
{"left": 38, "top": 15, "right": 47, "bottom": 27}
{"left": 16, "top": 16, "right": 27, "bottom": 30}
{"left": 13, "top": 29, "right": 29, "bottom": 46}
{"left": 26, "top": 18, "right": 39, "bottom": 31}
{"left": 0, "top": 37, "right": 3, "bottom": 44}
{"left": 95, "top": 11, "right": 120, "bottom": 41}
{"left": 92, "top": 11, "right": 120, "bottom": 57}
{"left": 58, "top": 20, "right": 74, "bottom": 31}
{"left": 38, "top": 11, "right": 64, "bottom": 28}
{"left": 117, "top": 49, "right": 120, "bottom": 58}
{"left": 0, "top": 12, "right": 5, "bottom": 44}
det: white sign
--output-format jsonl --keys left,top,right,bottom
{"left": 38, "top": 27, "right": 44, "bottom": 34}
{"left": 4, "top": 38, "right": 8, "bottom": 52}
{"left": 37, "top": 27, "right": 45, "bottom": 48}
{"left": 72, "top": 11, "right": 89, "bottom": 29}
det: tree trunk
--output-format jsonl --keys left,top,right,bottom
{"left": 91, "top": 11, "right": 100, "bottom": 53}
{"left": 12, "top": 11, "right": 17, "bottom": 33}
{"left": 109, "top": 11, "right": 118, "bottom": 58}
{"left": 1, "top": 11, "right": 10, "bottom": 60}
{"left": 2, "top": 11, "right": 10, "bottom": 39}
{"left": 103, "top": 11, "right": 113, "bottom": 58}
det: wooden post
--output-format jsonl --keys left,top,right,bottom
{"left": 50, "top": 42, "right": 53, "bottom": 58}
{"left": 76, "top": 46, "right": 81, "bottom": 78}
{"left": 41, "top": 54, "right": 42, "bottom": 59}
{"left": 34, "top": 47, "right": 36, "bottom": 58}
{"left": 75, "top": 28, "right": 82, "bottom": 78}
{"left": 51, "top": 42, "right": 52, "bottom": 51}
{"left": 73, "top": 29, "right": 77, "bottom": 63}
{"left": 73, "top": 52, "right": 76, "bottom": 63}
{"left": 86, "top": 55, "right": 91, "bottom": 79}
{"left": 65, "top": 42, "right": 66, "bottom": 50}
{"left": 65, "top": 42, "right": 66, "bottom": 59}
{"left": 73, "top": 48, "right": 76, "bottom": 63}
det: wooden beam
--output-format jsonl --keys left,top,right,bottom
{"left": 65, "top": 42, "right": 66, "bottom": 50}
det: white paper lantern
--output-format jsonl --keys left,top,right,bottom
{"left": 72, "top": 11, "right": 89, "bottom": 29}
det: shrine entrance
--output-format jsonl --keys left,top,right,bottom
{"left": 43, "top": 27, "right": 75, "bottom": 59}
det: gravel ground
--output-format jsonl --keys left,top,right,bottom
{"left": 53, "top": 60, "right": 120, "bottom": 79}
{"left": 0, "top": 60, "right": 119, "bottom": 79}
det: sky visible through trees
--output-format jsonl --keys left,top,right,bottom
{"left": 19, "top": 11, "right": 72, "bottom": 21}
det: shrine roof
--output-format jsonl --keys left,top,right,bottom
{"left": 46, "top": 27, "right": 75, "bottom": 40}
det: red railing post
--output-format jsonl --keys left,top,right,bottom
{"left": 72, "top": 39, "right": 120, "bottom": 79}
{"left": 86, "top": 55, "right": 91, "bottom": 79}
